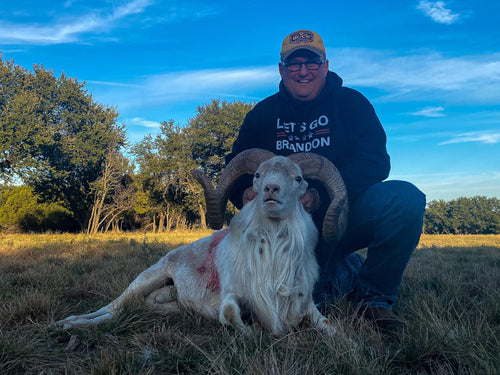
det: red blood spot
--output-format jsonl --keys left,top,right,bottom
{"left": 197, "top": 228, "right": 229, "bottom": 292}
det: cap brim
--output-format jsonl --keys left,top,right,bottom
{"left": 281, "top": 46, "right": 323, "bottom": 61}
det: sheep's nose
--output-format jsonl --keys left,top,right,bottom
{"left": 264, "top": 184, "right": 280, "bottom": 194}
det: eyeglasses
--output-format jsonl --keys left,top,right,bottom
{"left": 282, "top": 60, "right": 325, "bottom": 72}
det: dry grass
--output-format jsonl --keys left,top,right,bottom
{"left": 0, "top": 230, "right": 215, "bottom": 254}
{"left": 418, "top": 234, "right": 500, "bottom": 248}
{"left": 0, "top": 232, "right": 498, "bottom": 374}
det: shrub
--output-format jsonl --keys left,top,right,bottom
{"left": 0, "top": 185, "right": 79, "bottom": 232}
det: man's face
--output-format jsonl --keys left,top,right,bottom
{"left": 279, "top": 51, "right": 329, "bottom": 101}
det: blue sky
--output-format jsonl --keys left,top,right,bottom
{"left": 1, "top": 0, "right": 499, "bottom": 203}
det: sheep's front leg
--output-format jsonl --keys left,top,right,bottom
{"left": 307, "top": 303, "right": 337, "bottom": 336}
{"left": 57, "top": 257, "right": 171, "bottom": 329}
{"left": 219, "top": 294, "right": 252, "bottom": 335}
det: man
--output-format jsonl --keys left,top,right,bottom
{"left": 226, "top": 29, "right": 426, "bottom": 332}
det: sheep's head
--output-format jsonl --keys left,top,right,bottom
{"left": 192, "top": 148, "right": 349, "bottom": 243}
{"left": 252, "top": 156, "right": 308, "bottom": 219}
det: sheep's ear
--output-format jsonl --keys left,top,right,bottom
{"left": 288, "top": 153, "right": 348, "bottom": 243}
{"left": 298, "top": 183, "right": 308, "bottom": 197}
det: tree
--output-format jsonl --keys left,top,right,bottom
{"left": 423, "top": 196, "right": 500, "bottom": 234}
{"left": 133, "top": 120, "right": 200, "bottom": 230}
{"left": 423, "top": 199, "right": 450, "bottom": 234}
{"left": 133, "top": 100, "right": 254, "bottom": 229}
{"left": 0, "top": 56, "right": 126, "bottom": 229}
{"left": 449, "top": 196, "right": 500, "bottom": 234}
{"left": 186, "top": 99, "right": 254, "bottom": 180}
{"left": 87, "top": 150, "right": 136, "bottom": 234}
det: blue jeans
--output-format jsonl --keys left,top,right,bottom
{"left": 313, "top": 180, "right": 426, "bottom": 311}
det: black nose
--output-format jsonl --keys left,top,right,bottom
{"left": 264, "top": 184, "right": 280, "bottom": 194}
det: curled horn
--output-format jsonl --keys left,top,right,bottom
{"left": 288, "top": 153, "right": 348, "bottom": 243}
{"left": 192, "top": 148, "right": 276, "bottom": 229}
{"left": 191, "top": 169, "right": 223, "bottom": 229}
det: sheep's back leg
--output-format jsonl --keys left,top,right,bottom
{"left": 57, "top": 255, "right": 173, "bottom": 329}
{"left": 145, "top": 285, "right": 181, "bottom": 315}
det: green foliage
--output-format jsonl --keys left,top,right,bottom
{"left": 87, "top": 151, "right": 138, "bottom": 233}
{"left": 133, "top": 120, "right": 197, "bottom": 230}
{"left": 424, "top": 196, "right": 500, "bottom": 234}
{"left": 0, "top": 185, "right": 78, "bottom": 232}
{"left": 133, "top": 100, "right": 253, "bottom": 230}
{"left": 0, "top": 57, "right": 126, "bottom": 229}
{"left": 186, "top": 99, "right": 254, "bottom": 180}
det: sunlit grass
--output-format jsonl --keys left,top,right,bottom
{"left": 0, "top": 232, "right": 498, "bottom": 374}
{"left": 418, "top": 234, "right": 500, "bottom": 248}
{"left": 2, "top": 232, "right": 497, "bottom": 254}
{"left": 0, "top": 229, "right": 215, "bottom": 253}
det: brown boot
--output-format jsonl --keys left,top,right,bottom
{"left": 358, "top": 307, "right": 404, "bottom": 333}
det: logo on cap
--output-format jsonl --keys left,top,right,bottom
{"left": 290, "top": 31, "right": 314, "bottom": 44}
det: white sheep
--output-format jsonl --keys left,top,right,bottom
{"left": 56, "top": 149, "right": 348, "bottom": 335}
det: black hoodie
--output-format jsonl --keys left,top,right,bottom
{"left": 226, "top": 71, "right": 390, "bottom": 214}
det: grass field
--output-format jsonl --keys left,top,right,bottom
{"left": 0, "top": 232, "right": 499, "bottom": 374}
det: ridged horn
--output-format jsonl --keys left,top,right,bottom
{"left": 288, "top": 153, "right": 348, "bottom": 243}
{"left": 192, "top": 148, "right": 276, "bottom": 229}
{"left": 191, "top": 169, "right": 223, "bottom": 229}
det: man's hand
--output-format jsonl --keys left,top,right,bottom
{"left": 300, "top": 188, "right": 320, "bottom": 213}
{"left": 242, "top": 187, "right": 257, "bottom": 206}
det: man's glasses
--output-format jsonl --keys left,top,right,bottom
{"left": 282, "top": 60, "right": 325, "bottom": 72}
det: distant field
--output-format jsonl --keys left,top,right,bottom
{"left": 0, "top": 232, "right": 498, "bottom": 374}
{"left": 1, "top": 231, "right": 498, "bottom": 253}
{"left": 418, "top": 233, "right": 500, "bottom": 248}
{"left": 0, "top": 230, "right": 215, "bottom": 253}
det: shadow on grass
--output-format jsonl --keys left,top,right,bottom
{"left": 0, "top": 239, "right": 499, "bottom": 374}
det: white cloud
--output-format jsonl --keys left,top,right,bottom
{"left": 110, "top": 0, "right": 152, "bottom": 20}
{"left": 91, "top": 67, "right": 278, "bottom": 110}
{"left": 331, "top": 49, "right": 500, "bottom": 104}
{"left": 390, "top": 171, "right": 500, "bottom": 201}
{"left": 410, "top": 106, "right": 445, "bottom": 117}
{"left": 87, "top": 80, "right": 143, "bottom": 88}
{"left": 88, "top": 49, "right": 500, "bottom": 115}
{"left": 128, "top": 117, "right": 162, "bottom": 129}
{"left": 0, "top": 0, "right": 215, "bottom": 45}
{"left": 63, "top": 0, "right": 76, "bottom": 8}
{"left": 0, "top": 0, "right": 151, "bottom": 44}
{"left": 439, "top": 131, "right": 500, "bottom": 145}
{"left": 144, "top": 67, "right": 277, "bottom": 96}
{"left": 417, "top": 1, "right": 460, "bottom": 24}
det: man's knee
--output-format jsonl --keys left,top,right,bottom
{"left": 383, "top": 180, "right": 426, "bottom": 221}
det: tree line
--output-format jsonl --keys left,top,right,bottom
{"left": 0, "top": 55, "right": 252, "bottom": 233}
{"left": 1, "top": 56, "right": 499, "bottom": 234}
{"left": 423, "top": 196, "right": 499, "bottom": 234}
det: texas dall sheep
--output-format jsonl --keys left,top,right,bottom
{"left": 56, "top": 149, "right": 348, "bottom": 335}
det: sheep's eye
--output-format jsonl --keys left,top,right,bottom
{"left": 295, "top": 176, "right": 302, "bottom": 183}
{"left": 254, "top": 173, "right": 260, "bottom": 179}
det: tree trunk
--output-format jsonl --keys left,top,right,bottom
{"left": 198, "top": 203, "right": 207, "bottom": 230}
{"left": 158, "top": 211, "right": 165, "bottom": 233}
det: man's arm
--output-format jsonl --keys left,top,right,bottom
{"left": 337, "top": 89, "right": 390, "bottom": 204}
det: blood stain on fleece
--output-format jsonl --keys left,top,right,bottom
{"left": 196, "top": 228, "right": 230, "bottom": 292}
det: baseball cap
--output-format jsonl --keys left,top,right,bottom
{"left": 280, "top": 29, "right": 326, "bottom": 62}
